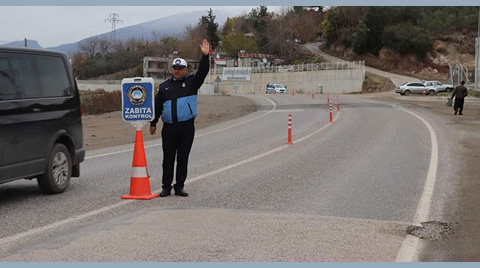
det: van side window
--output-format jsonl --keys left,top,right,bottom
{"left": 0, "top": 57, "right": 16, "bottom": 100}
{"left": 5, "top": 54, "right": 71, "bottom": 99}
{"left": 10, "top": 55, "right": 41, "bottom": 98}
{"left": 36, "top": 56, "right": 71, "bottom": 97}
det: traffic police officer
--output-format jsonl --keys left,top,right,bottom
{"left": 150, "top": 39, "right": 210, "bottom": 197}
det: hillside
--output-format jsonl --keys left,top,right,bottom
{"left": 1, "top": 39, "right": 42, "bottom": 49}
{"left": 321, "top": 7, "right": 478, "bottom": 83}
{"left": 323, "top": 35, "right": 476, "bottom": 83}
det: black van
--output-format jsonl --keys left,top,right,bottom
{"left": 0, "top": 47, "right": 84, "bottom": 194}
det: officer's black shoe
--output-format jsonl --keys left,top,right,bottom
{"left": 159, "top": 189, "right": 171, "bottom": 197}
{"left": 175, "top": 189, "right": 189, "bottom": 197}
{"left": 459, "top": 112, "right": 463, "bottom": 115}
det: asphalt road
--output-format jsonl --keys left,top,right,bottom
{"left": 0, "top": 93, "right": 449, "bottom": 261}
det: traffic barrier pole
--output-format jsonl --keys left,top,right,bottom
{"left": 327, "top": 92, "right": 330, "bottom": 104}
{"left": 336, "top": 96, "right": 340, "bottom": 112}
{"left": 292, "top": 91, "right": 295, "bottom": 97}
{"left": 286, "top": 114, "right": 293, "bottom": 145}
{"left": 312, "top": 93, "right": 315, "bottom": 99}
{"left": 329, "top": 103, "right": 333, "bottom": 123}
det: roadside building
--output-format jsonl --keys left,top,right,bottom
{"left": 237, "top": 52, "right": 275, "bottom": 67}
{"left": 143, "top": 56, "right": 200, "bottom": 82}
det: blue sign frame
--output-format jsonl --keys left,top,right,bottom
{"left": 121, "top": 77, "right": 155, "bottom": 122}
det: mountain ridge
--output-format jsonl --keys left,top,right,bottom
{"left": 2, "top": 9, "right": 236, "bottom": 54}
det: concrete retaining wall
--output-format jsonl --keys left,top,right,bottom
{"left": 205, "top": 68, "right": 365, "bottom": 95}
{"left": 77, "top": 64, "right": 365, "bottom": 95}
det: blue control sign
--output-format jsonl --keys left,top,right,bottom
{"left": 121, "top": 77, "right": 155, "bottom": 122}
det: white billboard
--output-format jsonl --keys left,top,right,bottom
{"left": 222, "top": 67, "right": 252, "bottom": 81}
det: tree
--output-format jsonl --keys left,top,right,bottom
{"left": 383, "top": 23, "right": 432, "bottom": 59}
{"left": 78, "top": 37, "right": 99, "bottom": 57}
{"left": 352, "top": 25, "right": 369, "bottom": 55}
{"left": 247, "top": 6, "right": 270, "bottom": 52}
{"left": 364, "top": 7, "right": 392, "bottom": 55}
{"left": 221, "top": 32, "right": 257, "bottom": 57}
{"left": 200, "top": 8, "right": 220, "bottom": 50}
{"left": 266, "top": 11, "right": 302, "bottom": 61}
{"left": 293, "top": 6, "right": 305, "bottom": 14}
{"left": 72, "top": 52, "right": 87, "bottom": 73}
{"left": 97, "top": 38, "right": 113, "bottom": 56}
{"left": 295, "top": 9, "right": 323, "bottom": 43}
{"left": 180, "top": 24, "right": 207, "bottom": 59}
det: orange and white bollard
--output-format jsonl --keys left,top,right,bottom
{"left": 292, "top": 91, "right": 295, "bottom": 97}
{"left": 327, "top": 92, "right": 330, "bottom": 104}
{"left": 312, "top": 93, "right": 315, "bottom": 99}
{"left": 329, "top": 103, "right": 333, "bottom": 123}
{"left": 286, "top": 114, "right": 293, "bottom": 145}
{"left": 336, "top": 96, "right": 340, "bottom": 112}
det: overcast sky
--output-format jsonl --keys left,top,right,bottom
{"left": 0, "top": 6, "right": 266, "bottom": 48}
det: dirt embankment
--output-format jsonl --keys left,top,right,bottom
{"left": 362, "top": 74, "right": 396, "bottom": 93}
{"left": 326, "top": 35, "right": 476, "bottom": 84}
{"left": 81, "top": 95, "right": 257, "bottom": 151}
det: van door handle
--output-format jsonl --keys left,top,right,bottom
{"left": 33, "top": 108, "right": 41, "bottom": 112}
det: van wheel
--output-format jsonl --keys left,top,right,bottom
{"left": 428, "top": 90, "right": 436, "bottom": 96}
{"left": 37, "top": 144, "right": 72, "bottom": 194}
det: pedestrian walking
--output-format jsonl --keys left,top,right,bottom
{"left": 451, "top": 80, "right": 468, "bottom": 115}
{"left": 150, "top": 39, "right": 210, "bottom": 197}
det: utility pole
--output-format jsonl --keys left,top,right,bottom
{"left": 105, "top": 13, "right": 123, "bottom": 41}
{"left": 24, "top": 38, "right": 27, "bottom": 47}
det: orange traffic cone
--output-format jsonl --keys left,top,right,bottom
{"left": 122, "top": 130, "right": 158, "bottom": 200}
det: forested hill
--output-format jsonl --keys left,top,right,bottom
{"left": 321, "top": 6, "right": 479, "bottom": 59}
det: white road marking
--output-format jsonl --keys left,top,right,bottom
{"left": 183, "top": 111, "right": 339, "bottom": 186}
{"left": 395, "top": 107, "right": 439, "bottom": 262}
{"left": 271, "top": 109, "right": 305, "bottom": 113}
{"left": 85, "top": 97, "right": 277, "bottom": 160}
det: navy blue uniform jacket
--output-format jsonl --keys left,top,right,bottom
{"left": 150, "top": 55, "right": 210, "bottom": 127}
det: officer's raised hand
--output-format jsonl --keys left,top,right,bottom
{"left": 200, "top": 39, "right": 210, "bottom": 55}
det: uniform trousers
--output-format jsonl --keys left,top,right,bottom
{"left": 161, "top": 120, "right": 195, "bottom": 191}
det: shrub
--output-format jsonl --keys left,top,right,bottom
{"left": 383, "top": 22, "right": 432, "bottom": 59}
{"left": 469, "top": 90, "right": 480, "bottom": 98}
{"left": 341, "top": 35, "right": 352, "bottom": 48}
{"left": 80, "top": 90, "right": 122, "bottom": 115}
{"left": 352, "top": 26, "right": 369, "bottom": 55}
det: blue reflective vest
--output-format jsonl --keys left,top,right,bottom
{"left": 150, "top": 54, "right": 209, "bottom": 126}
